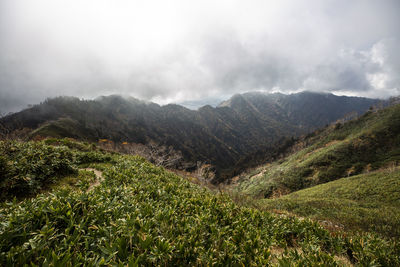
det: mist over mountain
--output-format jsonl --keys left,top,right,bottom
{"left": 178, "top": 97, "right": 225, "bottom": 110}
{"left": 221, "top": 91, "right": 381, "bottom": 130}
{"left": 1, "top": 1, "right": 400, "bottom": 115}
{"left": 2, "top": 1, "right": 400, "bottom": 264}
{"left": 0, "top": 91, "right": 379, "bottom": 182}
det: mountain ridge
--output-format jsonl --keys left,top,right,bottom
{"left": 0, "top": 91, "right": 380, "bottom": 182}
{"left": 234, "top": 100, "right": 400, "bottom": 197}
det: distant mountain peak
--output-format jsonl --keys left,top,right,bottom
{"left": 218, "top": 93, "right": 246, "bottom": 108}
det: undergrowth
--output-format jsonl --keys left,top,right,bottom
{"left": 1, "top": 140, "right": 399, "bottom": 265}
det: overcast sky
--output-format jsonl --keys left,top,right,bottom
{"left": 0, "top": 0, "right": 399, "bottom": 114}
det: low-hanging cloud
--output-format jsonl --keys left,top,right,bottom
{"left": 0, "top": 0, "right": 399, "bottom": 114}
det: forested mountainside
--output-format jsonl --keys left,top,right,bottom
{"left": 0, "top": 91, "right": 379, "bottom": 182}
{"left": 219, "top": 91, "right": 380, "bottom": 131}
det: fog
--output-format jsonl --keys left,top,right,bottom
{"left": 1, "top": 0, "right": 399, "bottom": 114}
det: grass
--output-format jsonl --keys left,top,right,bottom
{"left": 229, "top": 103, "right": 400, "bottom": 249}
{"left": 1, "top": 139, "right": 400, "bottom": 265}
{"left": 235, "top": 103, "right": 400, "bottom": 198}
{"left": 48, "top": 169, "right": 98, "bottom": 192}
{"left": 258, "top": 168, "right": 400, "bottom": 239}
{"left": 29, "top": 117, "right": 93, "bottom": 141}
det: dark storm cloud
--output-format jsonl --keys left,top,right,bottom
{"left": 0, "top": 0, "right": 400, "bottom": 114}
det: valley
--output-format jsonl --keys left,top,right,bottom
{"left": 0, "top": 91, "right": 379, "bottom": 182}
{"left": 1, "top": 92, "right": 399, "bottom": 265}
{"left": 227, "top": 99, "right": 400, "bottom": 242}
{"left": 2, "top": 1, "right": 399, "bottom": 265}
{"left": 1, "top": 139, "right": 399, "bottom": 265}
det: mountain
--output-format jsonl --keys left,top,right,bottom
{"left": 178, "top": 97, "right": 224, "bottom": 110}
{"left": 235, "top": 102, "right": 400, "bottom": 197}
{"left": 219, "top": 91, "right": 380, "bottom": 131}
{"left": 0, "top": 91, "right": 379, "bottom": 182}
{"left": 233, "top": 101, "right": 400, "bottom": 215}
{"left": 231, "top": 101, "right": 400, "bottom": 239}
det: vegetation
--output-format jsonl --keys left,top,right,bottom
{"left": 0, "top": 139, "right": 112, "bottom": 200}
{"left": 29, "top": 117, "right": 92, "bottom": 141}
{"left": 229, "top": 102, "right": 400, "bottom": 248}
{"left": 235, "top": 103, "right": 400, "bottom": 198}
{"left": 260, "top": 168, "right": 400, "bottom": 239}
{"left": 1, "top": 139, "right": 399, "bottom": 265}
{"left": 0, "top": 92, "right": 377, "bottom": 183}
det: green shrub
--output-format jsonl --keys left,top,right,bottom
{"left": 0, "top": 140, "right": 114, "bottom": 199}
{"left": 75, "top": 151, "right": 112, "bottom": 164}
{"left": 44, "top": 138, "right": 94, "bottom": 152}
{"left": 1, "top": 141, "right": 399, "bottom": 265}
{"left": 0, "top": 141, "right": 78, "bottom": 198}
{"left": 281, "top": 167, "right": 313, "bottom": 191}
{"left": 0, "top": 155, "right": 9, "bottom": 181}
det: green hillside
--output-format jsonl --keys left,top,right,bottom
{"left": 260, "top": 169, "right": 400, "bottom": 239}
{"left": 29, "top": 117, "right": 97, "bottom": 141}
{"left": 235, "top": 103, "right": 400, "bottom": 198}
{"left": 1, "top": 140, "right": 399, "bottom": 265}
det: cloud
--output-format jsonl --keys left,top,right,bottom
{"left": 0, "top": 0, "right": 399, "bottom": 114}
{"left": 367, "top": 39, "right": 400, "bottom": 96}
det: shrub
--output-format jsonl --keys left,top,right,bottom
{"left": 1, "top": 140, "right": 399, "bottom": 265}
{"left": 0, "top": 155, "right": 9, "bottom": 180}
{"left": 0, "top": 141, "right": 79, "bottom": 198}
{"left": 281, "top": 167, "right": 313, "bottom": 191}
{"left": 75, "top": 151, "right": 112, "bottom": 165}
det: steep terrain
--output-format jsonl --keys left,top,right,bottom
{"left": 235, "top": 103, "right": 400, "bottom": 198}
{"left": 1, "top": 139, "right": 399, "bottom": 265}
{"left": 232, "top": 103, "right": 400, "bottom": 240}
{"left": 0, "top": 91, "right": 378, "bottom": 182}
{"left": 219, "top": 91, "right": 379, "bottom": 132}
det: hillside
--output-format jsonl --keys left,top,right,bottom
{"left": 219, "top": 91, "right": 379, "bottom": 132}
{"left": 0, "top": 92, "right": 378, "bottom": 182}
{"left": 260, "top": 168, "right": 400, "bottom": 239}
{"left": 235, "top": 103, "right": 400, "bottom": 198}
{"left": 1, "top": 139, "right": 399, "bottom": 265}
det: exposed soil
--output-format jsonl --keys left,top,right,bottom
{"left": 84, "top": 168, "right": 104, "bottom": 192}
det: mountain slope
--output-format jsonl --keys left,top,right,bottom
{"left": 234, "top": 102, "right": 400, "bottom": 197}
{"left": 260, "top": 168, "right": 400, "bottom": 239}
{"left": 1, "top": 139, "right": 399, "bottom": 265}
{"left": 0, "top": 92, "right": 379, "bottom": 182}
{"left": 219, "top": 91, "right": 379, "bottom": 131}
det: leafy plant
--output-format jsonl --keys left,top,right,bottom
{"left": 1, "top": 141, "right": 399, "bottom": 265}
{"left": 0, "top": 140, "right": 113, "bottom": 199}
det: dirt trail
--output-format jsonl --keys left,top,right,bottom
{"left": 84, "top": 168, "right": 104, "bottom": 192}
